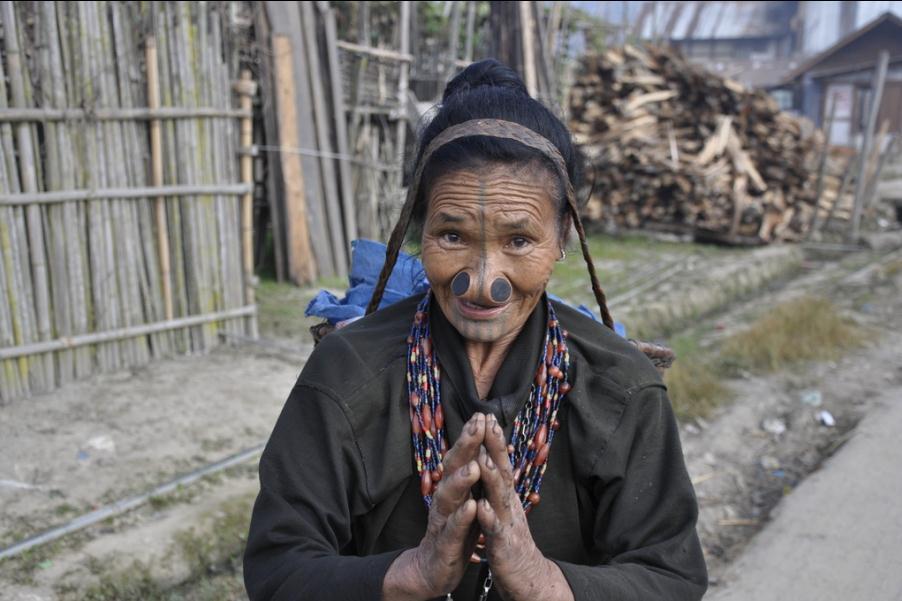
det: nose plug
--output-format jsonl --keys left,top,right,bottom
{"left": 451, "top": 271, "right": 512, "bottom": 303}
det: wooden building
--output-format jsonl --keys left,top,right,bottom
{"left": 780, "top": 12, "right": 902, "bottom": 146}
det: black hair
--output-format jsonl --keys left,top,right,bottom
{"left": 366, "top": 59, "right": 613, "bottom": 329}
{"left": 409, "top": 59, "right": 583, "bottom": 233}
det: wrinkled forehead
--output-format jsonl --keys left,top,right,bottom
{"left": 425, "top": 165, "right": 558, "bottom": 223}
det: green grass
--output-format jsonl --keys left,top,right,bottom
{"left": 721, "top": 296, "right": 867, "bottom": 372}
{"left": 548, "top": 233, "right": 734, "bottom": 308}
{"left": 74, "top": 494, "right": 255, "bottom": 601}
{"left": 255, "top": 276, "right": 344, "bottom": 343}
{"left": 664, "top": 333, "right": 731, "bottom": 420}
{"left": 663, "top": 296, "right": 867, "bottom": 419}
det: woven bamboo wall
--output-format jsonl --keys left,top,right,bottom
{"left": 0, "top": 2, "right": 257, "bottom": 402}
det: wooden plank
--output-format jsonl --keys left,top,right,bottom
{"left": 266, "top": 0, "right": 335, "bottom": 278}
{"left": 319, "top": 1, "right": 358, "bottom": 246}
{"left": 300, "top": 1, "right": 348, "bottom": 277}
{"left": 272, "top": 35, "right": 317, "bottom": 285}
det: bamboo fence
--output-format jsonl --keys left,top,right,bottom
{"left": 0, "top": 2, "right": 257, "bottom": 402}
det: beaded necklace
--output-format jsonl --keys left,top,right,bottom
{"left": 406, "top": 291, "right": 571, "bottom": 515}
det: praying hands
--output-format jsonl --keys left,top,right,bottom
{"left": 382, "top": 413, "right": 574, "bottom": 601}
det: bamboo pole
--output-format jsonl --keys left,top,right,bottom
{"left": 57, "top": 2, "right": 92, "bottom": 377}
{"left": 146, "top": 35, "right": 173, "bottom": 321}
{"left": 0, "top": 306, "right": 257, "bottom": 361}
{"left": 2, "top": 1, "right": 54, "bottom": 388}
{"left": 36, "top": 2, "right": 74, "bottom": 384}
{"left": 0, "top": 184, "right": 251, "bottom": 206}
{"left": 336, "top": 40, "right": 414, "bottom": 63}
{"left": 0, "top": 107, "right": 251, "bottom": 122}
{"left": 236, "top": 69, "right": 258, "bottom": 338}
{"left": 395, "top": 1, "right": 412, "bottom": 206}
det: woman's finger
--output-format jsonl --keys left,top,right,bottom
{"left": 441, "top": 413, "right": 485, "bottom": 475}
{"left": 443, "top": 497, "right": 478, "bottom": 543}
{"left": 483, "top": 414, "right": 512, "bottom": 482}
{"left": 478, "top": 441, "right": 515, "bottom": 524}
{"left": 432, "top": 460, "right": 480, "bottom": 518}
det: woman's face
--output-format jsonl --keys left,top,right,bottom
{"left": 421, "top": 163, "right": 561, "bottom": 344}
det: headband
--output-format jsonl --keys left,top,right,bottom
{"left": 407, "top": 118, "right": 576, "bottom": 208}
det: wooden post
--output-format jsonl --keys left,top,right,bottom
{"left": 146, "top": 35, "right": 174, "bottom": 321}
{"left": 806, "top": 91, "right": 837, "bottom": 239}
{"left": 236, "top": 70, "right": 259, "bottom": 338}
{"left": 272, "top": 35, "right": 317, "bottom": 285}
{"left": 850, "top": 50, "right": 889, "bottom": 242}
{"left": 519, "top": 1, "right": 538, "bottom": 97}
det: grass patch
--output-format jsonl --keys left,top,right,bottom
{"left": 256, "top": 276, "right": 343, "bottom": 342}
{"left": 664, "top": 333, "right": 730, "bottom": 420}
{"left": 74, "top": 494, "right": 255, "bottom": 601}
{"left": 721, "top": 296, "right": 866, "bottom": 372}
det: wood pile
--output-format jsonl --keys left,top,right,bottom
{"left": 569, "top": 45, "right": 855, "bottom": 244}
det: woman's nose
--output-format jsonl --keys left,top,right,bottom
{"left": 451, "top": 269, "right": 512, "bottom": 303}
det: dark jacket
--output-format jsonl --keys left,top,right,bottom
{"left": 244, "top": 294, "right": 708, "bottom": 600}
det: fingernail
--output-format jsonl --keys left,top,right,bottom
{"left": 486, "top": 455, "right": 495, "bottom": 470}
{"left": 462, "top": 462, "right": 471, "bottom": 476}
{"left": 468, "top": 416, "right": 478, "bottom": 434}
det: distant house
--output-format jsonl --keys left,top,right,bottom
{"left": 779, "top": 12, "right": 902, "bottom": 146}
{"left": 630, "top": 1, "right": 802, "bottom": 91}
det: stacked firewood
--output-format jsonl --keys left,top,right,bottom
{"left": 569, "top": 45, "right": 855, "bottom": 244}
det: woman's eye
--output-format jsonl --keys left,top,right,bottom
{"left": 442, "top": 232, "right": 462, "bottom": 244}
{"left": 509, "top": 236, "right": 530, "bottom": 249}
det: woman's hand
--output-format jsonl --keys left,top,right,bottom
{"left": 383, "top": 413, "right": 486, "bottom": 600}
{"left": 477, "top": 414, "right": 574, "bottom": 601}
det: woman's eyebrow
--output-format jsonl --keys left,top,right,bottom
{"left": 498, "top": 217, "right": 532, "bottom": 231}
{"left": 435, "top": 211, "right": 466, "bottom": 223}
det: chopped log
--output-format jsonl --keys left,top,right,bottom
{"left": 569, "top": 44, "right": 856, "bottom": 245}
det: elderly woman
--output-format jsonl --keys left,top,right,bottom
{"left": 244, "top": 60, "right": 707, "bottom": 601}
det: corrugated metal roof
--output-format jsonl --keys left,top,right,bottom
{"left": 634, "top": 1, "right": 797, "bottom": 40}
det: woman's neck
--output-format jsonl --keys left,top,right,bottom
{"left": 465, "top": 330, "right": 520, "bottom": 400}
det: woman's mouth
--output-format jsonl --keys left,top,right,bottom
{"left": 455, "top": 298, "right": 508, "bottom": 320}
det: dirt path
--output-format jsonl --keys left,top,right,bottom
{"left": 679, "top": 246, "right": 902, "bottom": 585}
{"left": 707, "top": 384, "right": 902, "bottom": 600}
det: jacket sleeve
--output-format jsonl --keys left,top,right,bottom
{"left": 243, "top": 382, "right": 405, "bottom": 601}
{"left": 553, "top": 384, "right": 708, "bottom": 601}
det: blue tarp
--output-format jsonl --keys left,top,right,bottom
{"left": 306, "top": 239, "right": 626, "bottom": 338}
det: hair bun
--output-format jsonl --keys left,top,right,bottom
{"left": 442, "top": 59, "right": 529, "bottom": 102}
